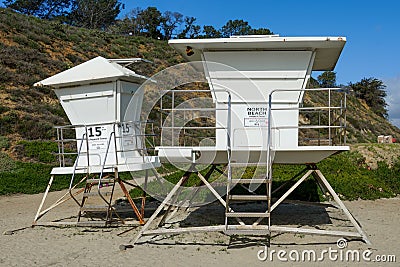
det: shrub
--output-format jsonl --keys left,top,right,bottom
{"left": 0, "top": 105, "right": 9, "bottom": 114}
{"left": 0, "top": 136, "right": 9, "bottom": 149}
{"left": 18, "top": 140, "right": 58, "bottom": 163}
{"left": 0, "top": 152, "right": 16, "bottom": 172}
{"left": 0, "top": 161, "right": 70, "bottom": 195}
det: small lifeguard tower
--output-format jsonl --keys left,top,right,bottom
{"left": 127, "top": 36, "right": 370, "bottom": 246}
{"left": 33, "top": 57, "right": 160, "bottom": 226}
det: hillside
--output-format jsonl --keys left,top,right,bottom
{"left": 0, "top": 8, "right": 182, "bottom": 145}
{"left": 0, "top": 8, "right": 399, "bottom": 200}
{"left": 0, "top": 8, "right": 400, "bottom": 156}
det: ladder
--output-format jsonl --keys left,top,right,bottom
{"left": 224, "top": 172, "right": 272, "bottom": 236}
{"left": 77, "top": 173, "right": 117, "bottom": 226}
{"left": 69, "top": 128, "right": 146, "bottom": 226}
{"left": 224, "top": 94, "right": 274, "bottom": 236}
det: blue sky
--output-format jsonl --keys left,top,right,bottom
{"left": 120, "top": 0, "right": 400, "bottom": 128}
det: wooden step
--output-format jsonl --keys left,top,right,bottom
{"left": 230, "top": 178, "right": 270, "bottom": 184}
{"left": 230, "top": 163, "right": 268, "bottom": 167}
{"left": 229, "top": 195, "right": 269, "bottom": 201}
{"left": 225, "top": 212, "right": 270, "bottom": 218}
{"left": 82, "top": 191, "right": 113, "bottom": 197}
{"left": 80, "top": 205, "right": 113, "bottom": 212}
{"left": 86, "top": 178, "right": 115, "bottom": 184}
{"left": 224, "top": 225, "right": 270, "bottom": 236}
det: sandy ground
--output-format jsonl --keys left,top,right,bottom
{"left": 0, "top": 189, "right": 399, "bottom": 267}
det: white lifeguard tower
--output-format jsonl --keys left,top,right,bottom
{"left": 33, "top": 56, "right": 160, "bottom": 226}
{"left": 126, "top": 36, "right": 370, "bottom": 246}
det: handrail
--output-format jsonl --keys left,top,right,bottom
{"left": 68, "top": 132, "right": 87, "bottom": 206}
{"left": 264, "top": 88, "right": 348, "bottom": 226}
{"left": 268, "top": 87, "right": 347, "bottom": 148}
{"left": 53, "top": 120, "right": 156, "bottom": 168}
{"left": 97, "top": 129, "right": 116, "bottom": 204}
{"left": 160, "top": 89, "right": 232, "bottom": 147}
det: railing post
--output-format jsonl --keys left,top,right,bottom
{"left": 328, "top": 88, "right": 332, "bottom": 146}
{"left": 172, "top": 90, "right": 175, "bottom": 146}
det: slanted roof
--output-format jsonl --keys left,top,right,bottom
{"left": 34, "top": 56, "right": 148, "bottom": 88}
{"left": 168, "top": 36, "right": 346, "bottom": 71}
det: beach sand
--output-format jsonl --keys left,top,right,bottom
{"left": 0, "top": 190, "right": 399, "bottom": 266}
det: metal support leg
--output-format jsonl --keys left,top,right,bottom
{"left": 270, "top": 170, "right": 314, "bottom": 212}
{"left": 158, "top": 169, "right": 192, "bottom": 226}
{"left": 126, "top": 174, "right": 189, "bottom": 246}
{"left": 311, "top": 171, "right": 340, "bottom": 209}
{"left": 118, "top": 178, "right": 145, "bottom": 225}
{"left": 141, "top": 169, "right": 149, "bottom": 218}
{"left": 33, "top": 175, "right": 54, "bottom": 225}
{"left": 313, "top": 169, "right": 371, "bottom": 244}
{"left": 185, "top": 165, "right": 216, "bottom": 209}
{"left": 33, "top": 176, "right": 87, "bottom": 224}
{"left": 257, "top": 164, "right": 371, "bottom": 244}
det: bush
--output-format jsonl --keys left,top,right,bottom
{"left": 18, "top": 140, "right": 58, "bottom": 163}
{"left": 0, "top": 136, "right": 9, "bottom": 149}
{"left": 0, "top": 104, "right": 9, "bottom": 114}
{"left": 0, "top": 152, "right": 16, "bottom": 172}
{"left": 0, "top": 65, "right": 12, "bottom": 83}
{"left": 0, "top": 161, "right": 70, "bottom": 195}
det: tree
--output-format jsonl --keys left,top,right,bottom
{"left": 177, "top": 16, "right": 200, "bottom": 39}
{"left": 307, "top": 77, "right": 320, "bottom": 88}
{"left": 68, "top": 0, "right": 123, "bottom": 30}
{"left": 201, "top": 25, "right": 221, "bottom": 38}
{"left": 221, "top": 19, "right": 252, "bottom": 37}
{"left": 160, "top": 11, "right": 183, "bottom": 40}
{"left": 4, "top": 0, "right": 71, "bottom": 19}
{"left": 109, "top": 7, "right": 145, "bottom": 36}
{"left": 250, "top": 27, "right": 273, "bottom": 35}
{"left": 317, "top": 71, "right": 337, "bottom": 88}
{"left": 137, "top": 6, "right": 162, "bottom": 39}
{"left": 349, "top": 77, "right": 388, "bottom": 118}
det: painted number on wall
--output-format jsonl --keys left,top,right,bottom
{"left": 88, "top": 126, "right": 102, "bottom": 137}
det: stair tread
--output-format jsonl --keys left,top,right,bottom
{"left": 225, "top": 212, "right": 270, "bottom": 218}
{"left": 87, "top": 178, "right": 115, "bottom": 184}
{"left": 225, "top": 229, "right": 270, "bottom": 235}
{"left": 230, "top": 178, "right": 270, "bottom": 184}
{"left": 82, "top": 191, "right": 113, "bottom": 197}
{"left": 224, "top": 225, "right": 270, "bottom": 235}
{"left": 229, "top": 195, "right": 269, "bottom": 201}
{"left": 80, "top": 205, "right": 113, "bottom": 212}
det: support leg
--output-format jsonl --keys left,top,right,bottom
{"left": 311, "top": 171, "right": 340, "bottom": 209}
{"left": 118, "top": 178, "right": 145, "bottom": 225}
{"left": 33, "top": 175, "right": 54, "bottom": 225}
{"left": 127, "top": 174, "right": 189, "bottom": 245}
{"left": 313, "top": 169, "right": 371, "bottom": 244}
{"left": 270, "top": 170, "right": 314, "bottom": 212}
{"left": 140, "top": 169, "right": 149, "bottom": 218}
{"left": 185, "top": 165, "right": 216, "bottom": 209}
{"left": 33, "top": 176, "right": 86, "bottom": 223}
{"left": 158, "top": 170, "right": 192, "bottom": 226}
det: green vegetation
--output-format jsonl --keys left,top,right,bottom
{"left": 317, "top": 151, "right": 400, "bottom": 200}
{"left": 17, "top": 140, "right": 58, "bottom": 163}
{"left": 128, "top": 146, "right": 400, "bottom": 202}
{"left": 0, "top": 8, "right": 398, "bottom": 201}
{"left": 0, "top": 161, "right": 71, "bottom": 195}
{"left": 3, "top": 1, "right": 273, "bottom": 39}
{"left": 349, "top": 78, "right": 388, "bottom": 118}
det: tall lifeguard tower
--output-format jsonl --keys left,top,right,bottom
{"left": 127, "top": 36, "right": 370, "bottom": 246}
{"left": 33, "top": 57, "right": 160, "bottom": 226}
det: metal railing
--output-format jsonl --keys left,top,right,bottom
{"left": 55, "top": 120, "right": 156, "bottom": 207}
{"left": 54, "top": 120, "right": 156, "bottom": 168}
{"left": 267, "top": 88, "right": 347, "bottom": 148}
{"left": 159, "top": 89, "right": 232, "bottom": 148}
